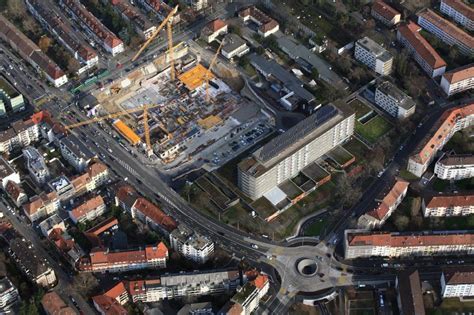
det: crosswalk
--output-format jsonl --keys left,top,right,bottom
{"left": 115, "top": 157, "right": 139, "bottom": 177}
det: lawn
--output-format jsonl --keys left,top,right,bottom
{"left": 355, "top": 115, "right": 392, "bottom": 144}
{"left": 349, "top": 99, "right": 372, "bottom": 119}
{"left": 436, "top": 298, "right": 474, "bottom": 313}
{"left": 343, "top": 138, "right": 368, "bottom": 161}
{"left": 399, "top": 169, "right": 420, "bottom": 181}
{"left": 303, "top": 217, "right": 328, "bottom": 237}
{"left": 432, "top": 178, "right": 449, "bottom": 192}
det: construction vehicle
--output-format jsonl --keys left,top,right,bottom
{"left": 65, "top": 104, "right": 161, "bottom": 156}
{"left": 205, "top": 39, "right": 225, "bottom": 103}
{"left": 132, "top": 5, "right": 179, "bottom": 81}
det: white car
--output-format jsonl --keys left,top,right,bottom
{"left": 251, "top": 244, "right": 259, "bottom": 249}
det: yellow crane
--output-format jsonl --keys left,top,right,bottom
{"left": 205, "top": 39, "right": 225, "bottom": 103}
{"left": 65, "top": 104, "right": 161, "bottom": 155}
{"left": 132, "top": 5, "right": 178, "bottom": 81}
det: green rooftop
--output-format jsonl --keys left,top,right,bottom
{"left": 232, "top": 283, "right": 256, "bottom": 304}
{"left": 0, "top": 78, "right": 19, "bottom": 97}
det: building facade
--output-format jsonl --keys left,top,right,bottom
{"left": 371, "top": 1, "right": 401, "bottom": 27}
{"left": 0, "top": 277, "right": 19, "bottom": 313}
{"left": 238, "top": 105, "right": 354, "bottom": 200}
{"left": 59, "top": 134, "right": 95, "bottom": 172}
{"left": 0, "top": 114, "right": 43, "bottom": 154}
{"left": 69, "top": 195, "right": 106, "bottom": 224}
{"left": 422, "top": 193, "right": 474, "bottom": 217}
{"left": 170, "top": 224, "right": 214, "bottom": 264}
{"left": 375, "top": 81, "right": 416, "bottom": 119}
{"left": 435, "top": 154, "right": 474, "bottom": 180}
{"left": 441, "top": 267, "right": 474, "bottom": 298}
{"left": 239, "top": 6, "right": 279, "bottom": 38}
{"left": 440, "top": 0, "right": 474, "bottom": 32}
{"left": 201, "top": 19, "right": 228, "bottom": 43}
{"left": 23, "top": 146, "right": 50, "bottom": 184}
{"left": 440, "top": 64, "right": 474, "bottom": 97}
{"left": 0, "top": 157, "right": 20, "bottom": 189}
{"left": 354, "top": 37, "right": 393, "bottom": 75}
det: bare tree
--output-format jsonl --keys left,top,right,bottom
{"left": 38, "top": 36, "right": 52, "bottom": 53}
{"left": 394, "top": 215, "right": 410, "bottom": 231}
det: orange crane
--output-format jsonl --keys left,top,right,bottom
{"left": 132, "top": 5, "right": 178, "bottom": 81}
{"left": 65, "top": 104, "right": 161, "bottom": 155}
{"left": 205, "top": 39, "right": 225, "bottom": 103}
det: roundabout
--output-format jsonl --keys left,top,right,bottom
{"left": 296, "top": 258, "right": 319, "bottom": 277}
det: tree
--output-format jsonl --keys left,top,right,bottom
{"left": 448, "top": 46, "right": 460, "bottom": 62}
{"left": 311, "top": 68, "right": 319, "bottom": 80}
{"left": 394, "top": 215, "right": 410, "bottom": 231}
{"left": 410, "top": 197, "right": 421, "bottom": 217}
{"left": 67, "top": 57, "right": 80, "bottom": 74}
{"left": 38, "top": 36, "right": 52, "bottom": 53}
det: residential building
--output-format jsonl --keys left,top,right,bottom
{"left": 239, "top": 6, "right": 279, "bottom": 37}
{"left": 221, "top": 34, "right": 250, "bottom": 60}
{"left": 441, "top": 267, "right": 474, "bottom": 298}
{"left": 8, "top": 237, "right": 57, "bottom": 287}
{"left": 23, "top": 191, "right": 60, "bottom": 221}
{"left": 48, "top": 227, "right": 85, "bottom": 264}
{"left": 69, "top": 195, "right": 106, "bottom": 224}
{"left": 422, "top": 193, "right": 474, "bottom": 217}
{"left": 396, "top": 270, "right": 425, "bottom": 315}
{"left": 130, "top": 197, "right": 177, "bottom": 235}
{"left": 49, "top": 176, "right": 75, "bottom": 201}
{"left": 59, "top": 0, "right": 124, "bottom": 56}
{"left": 407, "top": 103, "right": 474, "bottom": 177}
{"left": 238, "top": 104, "right": 354, "bottom": 200}
{"left": 375, "top": 81, "right": 416, "bottom": 119}
{"left": 107, "top": 0, "right": 156, "bottom": 39}
{"left": 0, "top": 157, "right": 19, "bottom": 189}
{"left": 440, "top": 64, "right": 474, "bottom": 97}
{"left": 79, "top": 242, "right": 168, "bottom": 272}
{"left": 92, "top": 282, "right": 129, "bottom": 315}
{"left": 201, "top": 19, "right": 228, "bottom": 43}
{"left": 170, "top": 224, "right": 214, "bottom": 263}
{"left": 417, "top": 9, "right": 474, "bottom": 56}
{"left": 39, "top": 213, "right": 65, "bottom": 237}
{"left": 357, "top": 180, "right": 409, "bottom": 229}
{"left": 371, "top": 1, "right": 401, "bottom": 27}
{"left": 71, "top": 162, "right": 109, "bottom": 195}
{"left": 127, "top": 270, "right": 240, "bottom": 303}
{"left": 84, "top": 217, "right": 119, "bottom": 247}
{"left": 223, "top": 274, "right": 269, "bottom": 315}
{"left": 0, "top": 277, "right": 19, "bottom": 313}
{"left": 435, "top": 153, "right": 474, "bottom": 180}
{"left": 59, "top": 134, "right": 96, "bottom": 172}
{"left": 25, "top": 0, "right": 99, "bottom": 74}
{"left": 5, "top": 181, "right": 27, "bottom": 207}
{"left": 41, "top": 291, "right": 77, "bottom": 315}
{"left": 0, "top": 78, "right": 25, "bottom": 115}
{"left": 440, "top": 0, "right": 474, "bottom": 32}
{"left": 185, "top": 0, "right": 208, "bottom": 11}
{"left": 115, "top": 185, "right": 139, "bottom": 213}
{"left": 178, "top": 303, "right": 214, "bottom": 315}
{"left": 0, "top": 112, "right": 44, "bottom": 154}
{"left": 249, "top": 53, "right": 315, "bottom": 110}
{"left": 0, "top": 15, "right": 67, "bottom": 87}
{"left": 354, "top": 37, "right": 393, "bottom": 76}
{"left": 344, "top": 229, "right": 474, "bottom": 259}
{"left": 397, "top": 22, "right": 447, "bottom": 78}
{"left": 23, "top": 146, "right": 50, "bottom": 184}
{"left": 135, "top": 0, "right": 181, "bottom": 23}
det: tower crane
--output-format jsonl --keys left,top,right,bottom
{"left": 205, "top": 39, "right": 225, "bottom": 103}
{"left": 65, "top": 104, "right": 161, "bottom": 156}
{"left": 132, "top": 5, "right": 179, "bottom": 80}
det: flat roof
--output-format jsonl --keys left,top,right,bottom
{"left": 377, "top": 81, "right": 416, "bottom": 110}
{"left": 357, "top": 36, "right": 393, "bottom": 62}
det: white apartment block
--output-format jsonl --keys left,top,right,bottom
{"left": 397, "top": 22, "right": 446, "bottom": 78}
{"left": 417, "top": 9, "right": 474, "bottom": 56}
{"left": 407, "top": 103, "right": 474, "bottom": 177}
{"left": 435, "top": 154, "right": 474, "bottom": 180}
{"left": 375, "top": 81, "right": 416, "bottom": 119}
{"left": 344, "top": 229, "right": 474, "bottom": 259}
{"left": 229, "top": 275, "right": 270, "bottom": 315}
{"left": 0, "top": 117, "right": 42, "bottom": 154}
{"left": 238, "top": 105, "right": 354, "bottom": 200}
{"left": 222, "top": 34, "right": 250, "bottom": 60}
{"left": 59, "top": 134, "right": 95, "bottom": 172}
{"left": 441, "top": 268, "right": 474, "bottom": 298}
{"left": 23, "top": 146, "right": 50, "bottom": 184}
{"left": 441, "top": 64, "right": 474, "bottom": 97}
{"left": 422, "top": 193, "right": 474, "bottom": 217}
{"left": 354, "top": 37, "right": 393, "bottom": 76}
{"left": 440, "top": 0, "right": 474, "bottom": 32}
{"left": 170, "top": 224, "right": 214, "bottom": 264}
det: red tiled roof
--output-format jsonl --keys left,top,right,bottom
{"left": 397, "top": 22, "right": 446, "bottom": 69}
{"left": 366, "top": 180, "right": 409, "bottom": 220}
{"left": 89, "top": 242, "right": 167, "bottom": 267}
{"left": 442, "top": 64, "right": 474, "bottom": 84}
{"left": 145, "top": 242, "right": 168, "bottom": 260}
{"left": 372, "top": 1, "right": 401, "bottom": 21}
{"left": 5, "top": 181, "right": 23, "bottom": 201}
{"left": 425, "top": 193, "right": 474, "bottom": 209}
{"left": 92, "top": 294, "right": 127, "bottom": 315}
{"left": 132, "top": 198, "right": 177, "bottom": 232}
{"left": 252, "top": 274, "right": 269, "bottom": 290}
{"left": 348, "top": 231, "right": 474, "bottom": 247}
{"left": 202, "top": 18, "right": 227, "bottom": 36}
{"left": 443, "top": 266, "right": 474, "bottom": 285}
{"left": 442, "top": 0, "right": 474, "bottom": 23}
{"left": 88, "top": 162, "right": 108, "bottom": 177}
{"left": 70, "top": 195, "right": 104, "bottom": 220}
{"left": 86, "top": 217, "right": 119, "bottom": 236}
{"left": 239, "top": 6, "right": 279, "bottom": 34}
{"left": 23, "top": 191, "right": 58, "bottom": 215}
{"left": 41, "top": 292, "right": 77, "bottom": 315}
{"left": 104, "top": 282, "right": 127, "bottom": 300}
{"left": 126, "top": 279, "right": 147, "bottom": 296}
{"left": 116, "top": 185, "right": 139, "bottom": 209}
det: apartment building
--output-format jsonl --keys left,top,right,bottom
{"left": 41, "top": 291, "right": 77, "bottom": 315}
{"left": 344, "top": 229, "right": 474, "bottom": 259}
{"left": 48, "top": 176, "right": 75, "bottom": 202}
{"left": 23, "top": 146, "right": 50, "bottom": 184}
{"left": 440, "top": 0, "right": 474, "bottom": 31}
{"left": 408, "top": 103, "right": 474, "bottom": 177}
{"left": 84, "top": 217, "right": 119, "bottom": 247}
{"left": 397, "top": 22, "right": 447, "bottom": 78}
{"left": 5, "top": 181, "right": 27, "bottom": 207}
{"left": 0, "top": 79, "right": 25, "bottom": 116}
{"left": 131, "top": 197, "right": 177, "bottom": 235}
{"left": 92, "top": 282, "right": 129, "bottom": 315}
{"left": 69, "top": 195, "right": 106, "bottom": 224}
{"left": 396, "top": 270, "right": 425, "bottom": 315}
{"left": 441, "top": 267, "right": 474, "bottom": 298}
{"left": 375, "top": 81, "right": 416, "bottom": 119}
{"left": 201, "top": 19, "right": 228, "bottom": 43}
{"left": 441, "top": 64, "right": 474, "bottom": 97}
{"left": 371, "top": 1, "right": 401, "bottom": 27}
{"left": 59, "top": 0, "right": 124, "bottom": 56}
{"left": 0, "top": 113, "right": 43, "bottom": 154}
{"left": 435, "top": 153, "right": 474, "bottom": 180}
{"left": 59, "top": 134, "right": 96, "bottom": 172}
{"left": 0, "top": 15, "right": 67, "bottom": 87}
{"left": 48, "top": 227, "right": 85, "bottom": 264}
{"left": 0, "top": 277, "right": 19, "bottom": 313}
{"left": 79, "top": 242, "right": 168, "bottom": 272}
{"left": 239, "top": 6, "right": 279, "bottom": 38}
{"left": 222, "top": 34, "right": 250, "bottom": 60}
{"left": 38, "top": 213, "right": 65, "bottom": 237}
{"left": 222, "top": 274, "right": 270, "bottom": 315}
{"left": 357, "top": 180, "right": 409, "bottom": 229}
{"left": 8, "top": 237, "right": 57, "bottom": 287}
{"left": 70, "top": 162, "right": 109, "bottom": 196}
{"left": 127, "top": 270, "right": 240, "bottom": 303}
{"left": 0, "top": 157, "right": 19, "bottom": 189}
{"left": 185, "top": 0, "right": 208, "bottom": 11}
{"left": 25, "top": 0, "right": 99, "bottom": 74}
{"left": 170, "top": 224, "right": 214, "bottom": 264}
{"left": 23, "top": 191, "right": 60, "bottom": 221}
{"left": 354, "top": 37, "right": 393, "bottom": 76}
{"left": 422, "top": 193, "right": 474, "bottom": 217}
{"left": 107, "top": 0, "right": 156, "bottom": 39}
{"left": 417, "top": 9, "right": 474, "bottom": 56}
{"left": 238, "top": 104, "right": 354, "bottom": 200}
